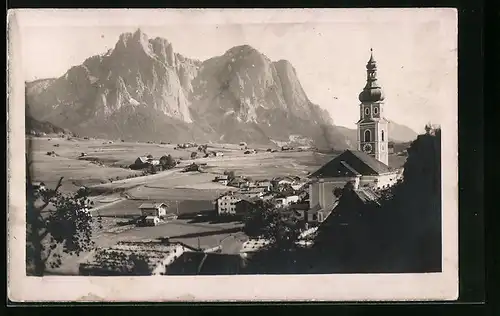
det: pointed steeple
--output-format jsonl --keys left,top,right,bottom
{"left": 367, "top": 48, "right": 377, "bottom": 69}
{"left": 358, "top": 49, "right": 385, "bottom": 103}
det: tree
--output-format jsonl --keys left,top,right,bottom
{"left": 242, "top": 200, "right": 301, "bottom": 251}
{"left": 159, "top": 154, "right": 176, "bottom": 170}
{"left": 241, "top": 200, "right": 303, "bottom": 274}
{"left": 26, "top": 155, "right": 101, "bottom": 276}
{"left": 87, "top": 249, "right": 152, "bottom": 276}
{"left": 223, "top": 170, "right": 236, "bottom": 181}
{"left": 190, "top": 152, "right": 198, "bottom": 159}
{"left": 149, "top": 164, "right": 158, "bottom": 174}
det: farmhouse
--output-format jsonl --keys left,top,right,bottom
{"left": 256, "top": 180, "right": 272, "bottom": 192}
{"left": 139, "top": 202, "right": 167, "bottom": 216}
{"left": 183, "top": 163, "right": 202, "bottom": 172}
{"left": 272, "top": 176, "right": 297, "bottom": 187}
{"left": 308, "top": 149, "right": 401, "bottom": 213}
{"left": 216, "top": 192, "right": 261, "bottom": 215}
{"left": 216, "top": 192, "right": 242, "bottom": 215}
{"left": 238, "top": 187, "right": 266, "bottom": 199}
{"left": 131, "top": 156, "right": 151, "bottom": 169}
{"left": 214, "top": 175, "right": 229, "bottom": 186}
{"left": 234, "top": 198, "right": 260, "bottom": 215}
{"left": 272, "top": 192, "right": 300, "bottom": 208}
{"left": 79, "top": 240, "right": 198, "bottom": 276}
{"left": 228, "top": 177, "right": 249, "bottom": 188}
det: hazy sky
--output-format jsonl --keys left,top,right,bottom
{"left": 15, "top": 9, "right": 457, "bottom": 133}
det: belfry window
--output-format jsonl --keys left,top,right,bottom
{"left": 365, "top": 108, "right": 370, "bottom": 115}
{"left": 381, "top": 130, "right": 385, "bottom": 141}
{"left": 373, "top": 107, "right": 379, "bottom": 115}
{"left": 364, "top": 129, "right": 371, "bottom": 142}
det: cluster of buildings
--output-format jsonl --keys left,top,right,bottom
{"left": 214, "top": 175, "right": 311, "bottom": 219}
{"left": 175, "top": 142, "right": 197, "bottom": 149}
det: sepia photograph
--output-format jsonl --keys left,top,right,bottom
{"left": 8, "top": 8, "right": 458, "bottom": 302}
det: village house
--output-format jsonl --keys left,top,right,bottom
{"left": 272, "top": 176, "right": 299, "bottom": 189}
{"left": 256, "top": 180, "right": 272, "bottom": 192}
{"left": 216, "top": 192, "right": 262, "bottom": 215}
{"left": 131, "top": 156, "right": 159, "bottom": 169}
{"left": 79, "top": 240, "right": 199, "bottom": 276}
{"left": 227, "top": 177, "right": 249, "bottom": 189}
{"left": 234, "top": 196, "right": 261, "bottom": 215}
{"left": 214, "top": 175, "right": 229, "bottom": 186}
{"left": 273, "top": 194, "right": 300, "bottom": 208}
{"left": 132, "top": 156, "right": 149, "bottom": 168}
{"left": 238, "top": 187, "right": 266, "bottom": 199}
{"left": 138, "top": 202, "right": 177, "bottom": 225}
{"left": 216, "top": 192, "right": 243, "bottom": 215}
{"left": 138, "top": 202, "right": 168, "bottom": 217}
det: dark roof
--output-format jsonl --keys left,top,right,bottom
{"left": 289, "top": 203, "right": 309, "bottom": 211}
{"left": 310, "top": 150, "right": 392, "bottom": 178}
{"left": 138, "top": 203, "right": 167, "bottom": 209}
{"left": 166, "top": 252, "right": 243, "bottom": 275}
{"left": 237, "top": 196, "right": 261, "bottom": 203}
{"left": 354, "top": 188, "right": 381, "bottom": 204}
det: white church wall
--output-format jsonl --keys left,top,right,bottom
{"left": 360, "top": 172, "right": 399, "bottom": 189}
{"left": 309, "top": 177, "right": 360, "bottom": 209}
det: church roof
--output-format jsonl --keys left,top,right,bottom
{"left": 310, "top": 150, "right": 392, "bottom": 178}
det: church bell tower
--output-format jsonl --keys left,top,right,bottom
{"left": 356, "top": 49, "right": 389, "bottom": 166}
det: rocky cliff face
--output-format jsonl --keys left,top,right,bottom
{"left": 25, "top": 29, "right": 351, "bottom": 148}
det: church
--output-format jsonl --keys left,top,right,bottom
{"left": 308, "top": 49, "right": 402, "bottom": 215}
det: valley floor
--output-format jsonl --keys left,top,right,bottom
{"left": 27, "top": 135, "right": 407, "bottom": 275}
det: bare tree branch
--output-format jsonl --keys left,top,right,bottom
{"left": 55, "top": 177, "right": 64, "bottom": 191}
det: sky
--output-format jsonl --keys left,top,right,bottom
{"left": 14, "top": 9, "right": 457, "bottom": 133}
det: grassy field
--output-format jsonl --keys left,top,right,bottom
{"left": 27, "top": 136, "right": 336, "bottom": 193}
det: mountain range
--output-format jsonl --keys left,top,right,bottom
{"left": 25, "top": 29, "right": 417, "bottom": 148}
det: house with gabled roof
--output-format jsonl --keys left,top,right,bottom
{"left": 308, "top": 149, "right": 400, "bottom": 215}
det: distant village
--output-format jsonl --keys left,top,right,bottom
{"left": 27, "top": 49, "right": 425, "bottom": 277}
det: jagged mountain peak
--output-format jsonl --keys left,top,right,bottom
{"left": 26, "top": 30, "right": 353, "bottom": 149}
